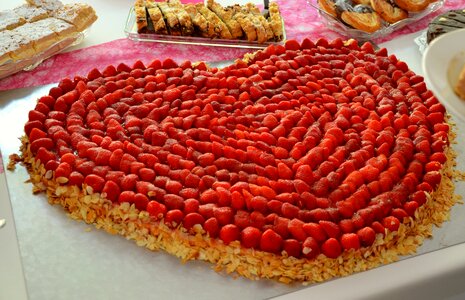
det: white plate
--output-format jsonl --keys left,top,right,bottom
{"left": 422, "top": 28, "right": 465, "bottom": 122}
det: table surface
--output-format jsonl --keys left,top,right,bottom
{"left": 1, "top": 1, "right": 465, "bottom": 300}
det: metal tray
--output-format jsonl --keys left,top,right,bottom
{"left": 124, "top": 6, "right": 286, "bottom": 49}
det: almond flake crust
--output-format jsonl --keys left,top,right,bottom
{"left": 17, "top": 126, "right": 462, "bottom": 284}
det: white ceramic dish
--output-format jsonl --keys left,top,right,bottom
{"left": 423, "top": 28, "right": 465, "bottom": 122}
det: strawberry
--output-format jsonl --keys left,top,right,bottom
{"left": 356, "top": 226, "right": 376, "bottom": 247}
{"left": 288, "top": 218, "right": 307, "bottom": 241}
{"left": 203, "top": 217, "right": 219, "bottom": 238}
{"left": 84, "top": 174, "right": 105, "bottom": 193}
{"left": 133, "top": 193, "right": 149, "bottom": 210}
{"left": 340, "top": 233, "right": 360, "bottom": 250}
{"left": 260, "top": 228, "right": 283, "bottom": 253}
{"left": 213, "top": 207, "right": 234, "bottom": 226}
{"left": 69, "top": 171, "right": 85, "bottom": 186}
{"left": 164, "top": 209, "right": 184, "bottom": 228}
{"left": 302, "top": 236, "right": 320, "bottom": 259}
{"left": 146, "top": 200, "right": 166, "bottom": 219}
{"left": 319, "top": 220, "right": 341, "bottom": 238}
{"left": 302, "top": 222, "right": 327, "bottom": 242}
{"left": 240, "top": 226, "right": 262, "bottom": 248}
{"left": 101, "top": 180, "right": 120, "bottom": 202}
{"left": 55, "top": 162, "right": 72, "bottom": 179}
{"left": 382, "top": 216, "right": 400, "bottom": 232}
{"left": 183, "top": 212, "right": 205, "bottom": 231}
{"left": 321, "top": 237, "right": 342, "bottom": 259}
{"left": 220, "top": 224, "right": 240, "bottom": 245}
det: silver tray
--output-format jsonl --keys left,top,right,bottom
{"left": 124, "top": 6, "right": 286, "bottom": 49}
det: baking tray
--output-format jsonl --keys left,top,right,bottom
{"left": 307, "top": 0, "right": 444, "bottom": 41}
{"left": 124, "top": 6, "right": 286, "bottom": 49}
{"left": 0, "top": 28, "right": 91, "bottom": 80}
{"left": 0, "top": 83, "right": 464, "bottom": 299}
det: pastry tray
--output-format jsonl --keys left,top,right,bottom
{"left": 124, "top": 6, "right": 286, "bottom": 49}
{"left": 308, "top": 0, "right": 444, "bottom": 41}
{"left": 0, "top": 28, "right": 91, "bottom": 80}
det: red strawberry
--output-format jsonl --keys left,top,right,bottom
{"left": 287, "top": 218, "right": 307, "bottom": 241}
{"left": 260, "top": 229, "right": 283, "bottom": 253}
{"left": 319, "top": 220, "right": 341, "bottom": 238}
{"left": 303, "top": 222, "right": 327, "bottom": 242}
{"left": 283, "top": 239, "right": 302, "bottom": 258}
{"left": 84, "top": 174, "right": 105, "bottom": 193}
{"left": 321, "top": 238, "right": 342, "bottom": 259}
{"left": 55, "top": 162, "right": 72, "bottom": 179}
{"left": 220, "top": 224, "right": 240, "bottom": 245}
{"left": 164, "top": 209, "right": 184, "bottom": 228}
{"left": 382, "top": 216, "right": 400, "bottom": 232}
{"left": 68, "top": 171, "right": 85, "bottom": 186}
{"left": 240, "top": 226, "right": 262, "bottom": 248}
{"left": 146, "top": 200, "right": 166, "bottom": 219}
{"left": 340, "top": 233, "right": 360, "bottom": 250}
{"left": 357, "top": 226, "right": 376, "bottom": 246}
{"left": 203, "top": 217, "right": 219, "bottom": 238}
{"left": 183, "top": 212, "right": 205, "bottom": 231}
{"left": 302, "top": 236, "right": 320, "bottom": 259}
{"left": 101, "top": 180, "right": 120, "bottom": 202}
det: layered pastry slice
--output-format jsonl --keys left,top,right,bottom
{"left": 168, "top": 0, "right": 194, "bottom": 36}
{"left": 206, "top": 0, "right": 243, "bottom": 39}
{"left": 195, "top": 3, "right": 232, "bottom": 39}
{"left": 268, "top": 2, "right": 284, "bottom": 41}
{"left": 0, "top": 30, "right": 35, "bottom": 63}
{"left": 0, "top": 10, "right": 26, "bottom": 32}
{"left": 158, "top": 1, "right": 182, "bottom": 36}
{"left": 51, "top": 3, "right": 97, "bottom": 32}
{"left": 184, "top": 4, "right": 217, "bottom": 38}
{"left": 244, "top": 3, "right": 274, "bottom": 41}
{"left": 233, "top": 7, "right": 267, "bottom": 44}
{"left": 340, "top": 4, "right": 382, "bottom": 33}
{"left": 229, "top": 7, "right": 257, "bottom": 42}
{"left": 145, "top": 0, "right": 169, "bottom": 35}
{"left": 26, "top": 0, "right": 64, "bottom": 12}
{"left": 427, "top": 9, "right": 465, "bottom": 43}
{"left": 13, "top": 4, "right": 49, "bottom": 23}
{"left": 134, "top": 0, "right": 148, "bottom": 33}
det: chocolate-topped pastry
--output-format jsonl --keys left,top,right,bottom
{"left": 427, "top": 9, "right": 465, "bottom": 43}
{"left": 370, "top": 0, "right": 407, "bottom": 24}
{"left": 340, "top": 4, "right": 382, "bottom": 32}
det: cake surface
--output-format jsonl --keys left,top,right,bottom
{"left": 19, "top": 38, "right": 459, "bottom": 283}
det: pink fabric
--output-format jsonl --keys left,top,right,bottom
{"left": 0, "top": 0, "right": 463, "bottom": 91}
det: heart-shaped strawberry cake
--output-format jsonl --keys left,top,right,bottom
{"left": 19, "top": 38, "right": 458, "bottom": 283}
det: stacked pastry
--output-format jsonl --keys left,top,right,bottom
{"left": 317, "top": 0, "right": 438, "bottom": 33}
{"left": 134, "top": 0, "right": 284, "bottom": 43}
{"left": 0, "top": 0, "right": 97, "bottom": 66}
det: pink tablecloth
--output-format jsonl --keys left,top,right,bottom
{"left": 0, "top": 0, "right": 463, "bottom": 91}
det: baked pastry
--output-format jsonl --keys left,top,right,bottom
{"left": 196, "top": 3, "right": 232, "bottom": 39}
{"left": 158, "top": 2, "right": 182, "bottom": 36}
{"left": 168, "top": 0, "right": 194, "bottom": 36}
{"left": 26, "top": 0, "right": 64, "bottom": 11}
{"left": 207, "top": 0, "right": 243, "bottom": 39}
{"left": 427, "top": 9, "right": 465, "bottom": 44}
{"left": 184, "top": 4, "right": 217, "bottom": 38}
{"left": 0, "top": 30, "right": 35, "bottom": 62}
{"left": 370, "top": 0, "right": 408, "bottom": 23}
{"left": 13, "top": 4, "right": 49, "bottom": 22}
{"left": 51, "top": 3, "right": 98, "bottom": 33}
{"left": 145, "top": 0, "right": 169, "bottom": 35}
{"left": 341, "top": 4, "right": 382, "bottom": 32}
{"left": 394, "top": 0, "right": 430, "bottom": 12}
{"left": 18, "top": 38, "right": 457, "bottom": 283}
{"left": 268, "top": 2, "right": 284, "bottom": 41}
{"left": 134, "top": 0, "right": 148, "bottom": 33}
{"left": 318, "top": 0, "right": 338, "bottom": 18}
{"left": 0, "top": 10, "right": 26, "bottom": 32}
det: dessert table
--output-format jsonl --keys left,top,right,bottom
{"left": 1, "top": 0, "right": 465, "bottom": 299}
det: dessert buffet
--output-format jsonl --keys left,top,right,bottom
{"left": 1, "top": 0, "right": 465, "bottom": 299}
